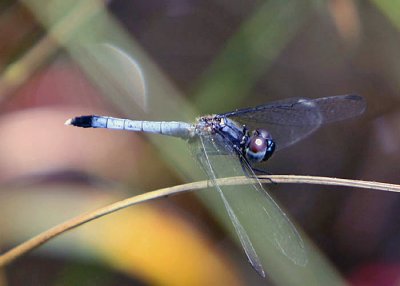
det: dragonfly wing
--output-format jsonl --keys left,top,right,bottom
{"left": 196, "top": 135, "right": 265, "bottom": 276}
{"left": 191, "top": 134, "right": 307, "bottom": 276}
{"left": 223, "top": 94, "right": 365, "bottom": 151}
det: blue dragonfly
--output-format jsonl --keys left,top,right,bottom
{"left": 66, "top": 94, "right": 366, "bottom": 277}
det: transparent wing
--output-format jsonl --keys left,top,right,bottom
{"left": 191, "top": 133, "right": 307, "bottom": 277}
{"left": 222, "top": 94, "right": 366, "bottom": 151}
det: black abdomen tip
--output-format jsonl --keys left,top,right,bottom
{"left": 65, "top": 116, "right": 94, "bottom": 128}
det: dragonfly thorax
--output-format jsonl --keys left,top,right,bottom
{"left": 195, "top": 116, "right": 276, "bottom": 162}
{"left": 196, "top": 116, "right": 241, "bottom": 139}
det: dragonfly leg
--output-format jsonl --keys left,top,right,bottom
{"left": 238, "top": 156, "right": 252, "bottom": 177}
{"left": 251, "top": 167, "right": 270, "bottom": 175}
{"left": 243, "top": 162, "right": 276, "bottom": 185}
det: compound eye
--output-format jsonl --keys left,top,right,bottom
{"left": 249, "top": 136, "right": 268, "bottom": 153}
{"left": 245, "top": 130, "right": 275, "bottom": 162}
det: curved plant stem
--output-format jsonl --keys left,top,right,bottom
{"left": 0, "top": 175, "right": 399, "bottom": 267}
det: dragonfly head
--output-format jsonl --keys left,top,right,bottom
{"left": 245, "top": 129, "right": 275, "bottom": 162}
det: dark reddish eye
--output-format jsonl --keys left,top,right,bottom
{"left": 249, "top": 136, "right": 267, "bottom": 153}
{"left": 245, "top": 129, "right": 276, "bottom": 162}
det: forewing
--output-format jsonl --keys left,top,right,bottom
{"left": 223, "top": 94, "right": 365, "bottom": 151}
{"left": 191, "top": 134, "right": 307, "bottom": 276}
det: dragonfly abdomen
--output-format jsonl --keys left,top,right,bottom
{"left": 65, "top": 115, "right": 193, "bottom": 138}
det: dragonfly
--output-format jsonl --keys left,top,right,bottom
{"left": 65, "top": 94, "right": 366, "bottom": 277}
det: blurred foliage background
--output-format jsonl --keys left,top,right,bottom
{"left": 0, "top": 0, "right": 400, "bottom": 285}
